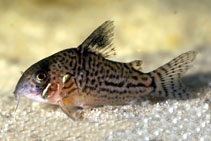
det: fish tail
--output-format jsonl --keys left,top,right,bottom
{"left": 149, "top": 51, "right": 197, "bottom": 99}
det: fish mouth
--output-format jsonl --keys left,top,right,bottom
{"left": 14, "top": 73, "right": 29, "bottom": 100}
{"left": 13, "top": 82, "right": 56, "bottom": 103}
{"left": 14, "top": 84, "right": 25, "bottom": 101}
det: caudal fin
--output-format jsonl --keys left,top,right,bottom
{"left": 149, "top": 51, "right": 197, "bottom": 99}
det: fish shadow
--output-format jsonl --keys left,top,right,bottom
{"left": 182, "top": 71, "right": 211, "bottom": 92}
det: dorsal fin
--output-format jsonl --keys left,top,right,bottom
{"left": 77, "top": 20, "right": 115, "bottom": 58}
{"left": 128, "top": 60, "right": 143, "bottom": 71}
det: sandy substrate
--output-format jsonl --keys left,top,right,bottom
{"left": 0, "top": 0, "right": 210, "bottom": 140}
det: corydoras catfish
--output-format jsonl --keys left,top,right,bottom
{"left": 14, "top": 21, "right": 197, "bottom": 119}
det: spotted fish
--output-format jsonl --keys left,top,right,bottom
{"left": 14, "top": 21, "right": 197, "bottom": 119}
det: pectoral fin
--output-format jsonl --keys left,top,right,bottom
{"left": 57, "top": 97, "right": 78, "bottom": 120}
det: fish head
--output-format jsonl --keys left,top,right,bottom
{"left": 14, "top": 57, "right": 60, "bottom": 103}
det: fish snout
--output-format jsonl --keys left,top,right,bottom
{"left": 13, "top": 83, "right": 24, "bottom": 100}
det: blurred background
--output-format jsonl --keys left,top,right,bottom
{"left": 0, "top": 0, "right": 210, "bottom": 140}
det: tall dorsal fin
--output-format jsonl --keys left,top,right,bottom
{"left": 128, "top": 60, "right": 143, "bottom": 71}
{"left": 77, "top": 20, "right": 115, "bottom": 58}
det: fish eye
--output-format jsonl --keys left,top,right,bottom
{"left": 33, "top": 70, "right": 47, "bottom": 83}
{"left": 37, "top": 73, "right": 46, "bottom": 81}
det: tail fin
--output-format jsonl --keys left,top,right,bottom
{"left": 149, "top": 51, "right": 197, "bottom": 99}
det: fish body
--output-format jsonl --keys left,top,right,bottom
{"left": 14, "top": 21, "right": 197, "bottom": 119}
